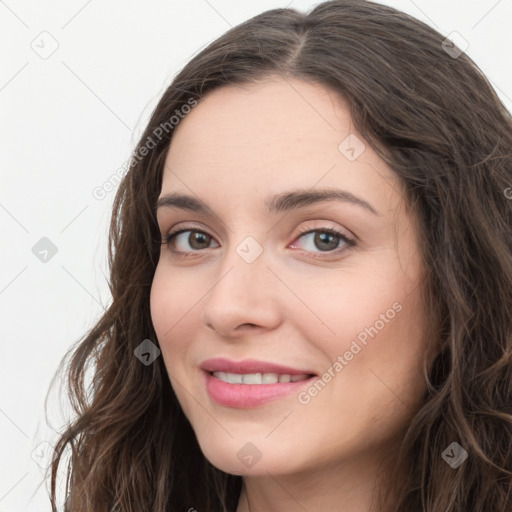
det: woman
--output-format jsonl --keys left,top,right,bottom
{"left": 48, "top": 1, "right": 512, "bottom": 511}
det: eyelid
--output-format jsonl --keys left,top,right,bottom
{"left": 292, "top": 221, "right": 355, "bottom": 243}
{"left": 161, "top": 219, "right": 352, "bottom": 240}
{"left": 161, "top": 221, "right": 220, "bottom": 244}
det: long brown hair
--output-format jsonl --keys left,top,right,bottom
{"left": 47, "top": 1, "right": 512, "bottom": 510}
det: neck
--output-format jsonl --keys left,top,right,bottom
{"left": 235, "top": 448, "right": 400, "bottom": 512}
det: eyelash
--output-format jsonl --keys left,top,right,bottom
{"left": 161, "top": 225, "right": 356, "bottom": 260}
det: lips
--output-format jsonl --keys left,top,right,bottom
{"left": 200, "top": 357, "right": 317, "bottom": 376}
{"left": 200, "top": 358, "right": 318, "bottom": 408}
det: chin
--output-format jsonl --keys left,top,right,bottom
{"left": 195, "top": 433, "right": 310, "bottom": 477}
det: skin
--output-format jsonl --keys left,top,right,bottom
{"left": 150, "top": 75, "right": 431, "bottom": 512}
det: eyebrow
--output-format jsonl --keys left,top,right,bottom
{"left": 155, "top": 188, "right": 380, "bottom": 217}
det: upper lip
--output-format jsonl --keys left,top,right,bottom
{"left": 200, "top": 357, "right": 316, "bottom": 376}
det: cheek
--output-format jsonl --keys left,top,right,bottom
{"left": 149, "top": 266, "right": 171, "bottom": 339}
{"left": 149, "top": 266, "right": 193, "bottom": 368}
{"left": 297, "top": 265, "right": 427, "bottom": 404}
{"left": 149, "top": 264, "right": 198, "bottom": 339}
{"left": 295, "top": 266, "right": 409, "bottom": 348}
{"left": 150, "top": 266, "right": 200, "bottom": 415}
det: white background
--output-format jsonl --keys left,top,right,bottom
{"left": 1, "top": 0, "right": 511, "bottom": 510}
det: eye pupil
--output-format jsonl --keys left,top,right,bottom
{"left": 315, "top": 232, "right": 339, "bottom": 251}
{"left": 190, "top": 232, "right": 210, "bottom": 249}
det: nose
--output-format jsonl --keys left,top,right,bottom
{"left": 201, "top": 246, "right": 282, "bottom": 337}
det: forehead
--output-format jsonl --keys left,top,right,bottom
{"left": 166, "top": 77, "right": 351, "bottom": 168}
{"left": 161, "top": 77, "right": 400, "bottom": 211}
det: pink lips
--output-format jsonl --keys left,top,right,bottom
{"left": 201, "top": 357, "right": 317, "bottom": 408}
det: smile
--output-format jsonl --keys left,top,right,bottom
{"left": 203, "top": 370, "right": 317, "bottom": 408}
{"left": 211, "top": 371, "right": 312, "bottom": 384}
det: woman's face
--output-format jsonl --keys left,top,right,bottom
{"left": 150, "top": 76, "right": 429, "bottom": 477}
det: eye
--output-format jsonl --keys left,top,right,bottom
{"left": 290, "top": 226, "right": 356, "bottom": 257}
{"left": 162, "top": 228, "right": 219, "bottom": 255}
{"left": 161, "top": 224, "right": 356, "bottom": 259}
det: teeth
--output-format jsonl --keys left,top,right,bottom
{"left": 212, "top": 372, "right": 311, "bottom": 385}
{"left": 262, "top": 373, "right": 279, "bottom": 384}
{"left": 244, "top": 373, "right": 263, "bottom": 384}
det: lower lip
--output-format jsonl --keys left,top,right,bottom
{"left": 203, "top": 371, "right": 316, "bottom": 408}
